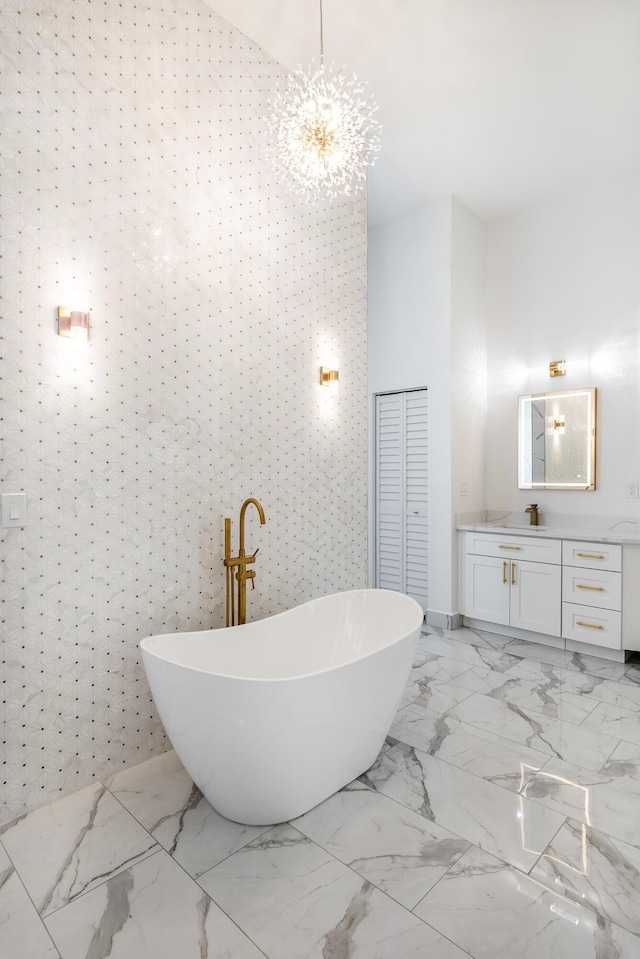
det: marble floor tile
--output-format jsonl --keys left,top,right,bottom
{"left": 452, "top": 666, "right": 599, "bottom": 723}
{"left": 448, "top": 662, "right": 521, "bottom": 695}
{"left": 0, "top": 843, "right": 60, "bottom": 959}
{"left": 522, "top": 756, "right": 640, "bottom": 848}
{"left": 44, "top": 848, "right": 266, "bottom": 959}
{"left": 390, "top": 700, "right": 549, "bottom": 792}
{"left": 412, "top": 635, "right": 433, "bottom": 667}
{"left": 506, "top": 652, "right": 630, "bottom": 686}
{"left": 564, "top": 673, "right": 640, "bottom": 710}
{"left": 496, "top": 639, "right": 574, "bottom": 668}
{"left": 390, "top": 702, "right": 462, "bottom": 753}
{"left": 449, "top": 692, "right": 620, "bottom": 771}
{"left": 512, "top": 663, "right": 640, "bottom": 712}
{"left": 565, "top": 650, "right": 631, "bottom": 681}
{"left": 428, "top": 624, "right": 519, "bottom": 652}
{"left": 414, "top": 844, "right": 640, "bottom": 959}
{"left": 360, "top": 742, "right": 565, "bottom": 872}
{"left": 405, "top": 655, "right": 473, "bottom": 686}
{"left": 621, "top": 661, "right": 640, "bottom": 688}
{"left": 198, "top": 824, "right": 468, "bottom": 959}
{"left": 106, "top": 750, "right": 268, "bottom": 877}
{"left": 420, "top": 633, "right": 524, "bottom": 672}
{"left": 531, "top": 818, "right": 640, "bottom": 937}
{"left": 601, "top": 740, "right": 640, "bottom": 781}
{"left": 292, "top": 780, "right": 469, "bottom": 908}
{"left": 488, "top": 676, "right": 599, "bottom": 724}
{"left": 502, "top": 658, "right": 569, "bottom": 684}
{"left": 0, "top": 782, "right": 158, "bottom": 917}
{"left": 581, "top": 700, "right": 640, "bottom": 746}
{"left": 492, "top": 638, "right": 631, "bottom": 681}
{"left": 400, "top": 676, "right": 473, "bottom": 712}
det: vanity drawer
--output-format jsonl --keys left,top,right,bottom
{"left": 562, "top": 541, "right": 621, "bottom": 572}
{"left": 562, "top": 603, "right": 622, "bottom": 650}
{"left": 465, "top": 532, "right": 561, "bottom": 565}
{"left": 562, "top": 567, "right": 622, "bottom": 611}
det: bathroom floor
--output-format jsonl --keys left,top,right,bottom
{"left": 3, "top": 625, "right": 640, "bottom": 959}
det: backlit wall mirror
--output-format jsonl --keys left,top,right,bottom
{"left": 518, "top": 387, "right": 597, "bottom": 490}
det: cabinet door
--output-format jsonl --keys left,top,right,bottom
{"left": 463, "top": 554, "right": 510, "bottom": 625}
{"left": 510, "top": 560, "right": 561, "bottom": 636}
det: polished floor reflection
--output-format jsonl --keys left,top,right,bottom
{"left": 3, "top": 624, "right": 640, "bottom": 958}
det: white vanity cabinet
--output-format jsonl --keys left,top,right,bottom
{"left": 459, "top": 527, "right": 640, "bottom": 658}
{"left": 463, "top": 533, "right": 562, "bottom": 636}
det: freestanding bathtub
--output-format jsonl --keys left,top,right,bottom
{"left": 140, "top": 589, "right": 423, "bottom": 825}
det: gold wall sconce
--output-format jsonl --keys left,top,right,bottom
{"left": 320, "top": 359, "right": 339, "bottom": 388}
{"left": 553, "top": 415, "right": 565, "bottom": 433}
{"left": 57, "top": 306, "right": 90, "bottom": 341}
{"left": 549, "top": 360, "right": 566, "bottom": 377}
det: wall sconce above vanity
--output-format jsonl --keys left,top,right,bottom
{"left": 549, "top": 359, "right": 566, "bottom": 377}
{"left": 57, "top": 306, "right": 90, "bottom": 341}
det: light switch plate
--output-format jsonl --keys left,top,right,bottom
{"left": 1, "top": 492, "right": 27, "bottom": 528}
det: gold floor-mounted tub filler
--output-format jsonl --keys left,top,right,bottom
{"left": 223, "top": 498, "right": 266, "bottom": 626}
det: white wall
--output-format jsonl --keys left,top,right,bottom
{"left": 451, "top": 198, "right": 488, "bottom": 599}
{"left": 486, "top": 169, "right": 640, "bottom": 522}
{"left": 368, "top": 199, "right": 452, "bottom": 615}
{"left": 368, "top": 197, "right": 487, "bottom": 618}
{"left": 451, "top": 199, "right": 488, "bottom": 516}
{"left": 0, "top": 0, "right": 367, "bottom": 821}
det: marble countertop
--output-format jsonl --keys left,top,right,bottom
{"left": 457, "top": 523, "right": 640, "bottom": 545}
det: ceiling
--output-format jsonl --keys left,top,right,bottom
{"left": 205, "top": 0, "right": 640, "bottom": 226}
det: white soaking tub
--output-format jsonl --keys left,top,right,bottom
{"left": 140, "top": 589, "right": 423, "bottom": 825}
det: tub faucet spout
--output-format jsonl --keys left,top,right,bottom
{"left": 223, "top": 498, "right": 266, "bottom": 626}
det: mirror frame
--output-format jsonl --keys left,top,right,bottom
{"left": 518, "top": 387, "right": 597, "bottom": 491}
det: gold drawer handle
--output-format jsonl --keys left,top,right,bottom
{"left": 576, "top": 621, "right": 604, "bottom": 631}
{"left": 576, "top": 552, "right": 605, "bottom": 560}
{"left": 499, "top": 545, "right": 522, "bottom": 551}
{"left": 576, "top": 584, "right": 605, "bottom": 592}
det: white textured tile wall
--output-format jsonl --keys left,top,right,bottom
{"left": 0, "top": 0, "right": 367, "bottom": 821}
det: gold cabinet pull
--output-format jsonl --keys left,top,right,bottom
{"left": 499, "top": 545, "right": 522, "bottom": 551}
{"left": 576, "top": 621, "right": 604, "bottom": 630}
{"left": 576, "top": 552, "right": 605, "bottom": 560}
{"left": 511, "top": 562, "right": 516, "bottom": 585}
{"left": 503, "top": 560, "right": 508, "bottom": 584}
{"left": 576, "top": 584, "right": 605, "bottom": 592}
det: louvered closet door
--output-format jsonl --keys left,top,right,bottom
{"left": 404, "top": 391, "right": 428, "bottom": 608}
{"left": 375, "top": 390, "right": 428, "bottom": 610}
{"left": 375, "top": 393, "right": 403, "bottom": 591}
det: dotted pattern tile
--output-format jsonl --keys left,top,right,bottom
{"left": 0, "top": 0, "right": 367, "bottom": 821}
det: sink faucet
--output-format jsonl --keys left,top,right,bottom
{"left": 525, "top": 504, "right": 539, "bottom": 526}
{"left": 223, "top": 498, "right": 266, "bottom": 626}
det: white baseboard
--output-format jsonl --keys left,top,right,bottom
{"left": 426, "top": 610, "right": 463, "bottom": 631}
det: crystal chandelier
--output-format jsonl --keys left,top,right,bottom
{"left": 268, "top": 0, "right": 381, "bottom": 201}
